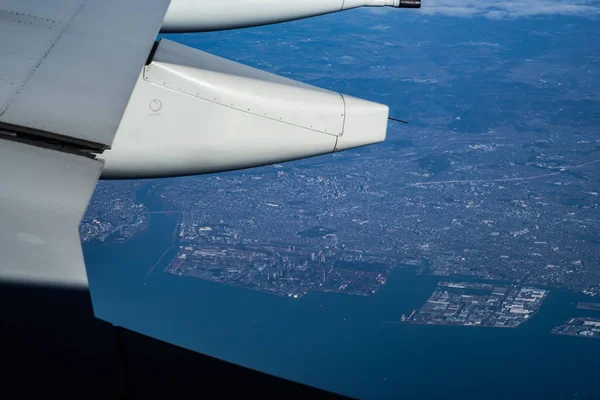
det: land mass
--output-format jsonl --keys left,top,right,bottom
{"left": 397, "top": 281, "right": 548, "bottom": 328}
{"left": 552, "top": 317, "right": 600, "bottom": 339}
{"left": 577, "top": 302, "right": 600, "bottom": 311}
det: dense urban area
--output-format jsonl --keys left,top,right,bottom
{"left": 79, "top": 181, "right": 148, "bottom": 243}
{"left": 81, "top": 122, "right": 600, "bottom": 333}
{"left": 83, "top": 126, "right": 600, "bottom": 287}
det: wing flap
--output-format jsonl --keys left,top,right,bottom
{"left": 0, "top": 138, "right": 102, "bottom": 287}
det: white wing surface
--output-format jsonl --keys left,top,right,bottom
{"left": 0, "top": 0, "right": 171, "bottom": 287}
{"left": 101, "top": 39, "right": 389, "bottom": 179}
{"left": 0, "top": 0, "right": 171, "bottom": 149}
{"left": 0, "top": 139, "right": 102, "bottom": 287}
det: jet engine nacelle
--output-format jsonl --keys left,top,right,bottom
{"left": 161, "top": 0, "right": 421, "bottom": 33}
{"left": 100, "top": 39, "right": 388, "bottom": 179}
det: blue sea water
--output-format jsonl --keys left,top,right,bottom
{"left": 84, "top": 184, "right": 600, "bottom": 399}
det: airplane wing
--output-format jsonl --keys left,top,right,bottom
{"left": 1, "top": 0, "right": 420, "bottom": 287}
{"left": 0, "top": 0, "right": 171, "bottom": 287}
{"left": 0, "top": 140, "right": 102, "bottom": 287}
{"left": 0, "top": 0, "right": 420, "bottom": 397}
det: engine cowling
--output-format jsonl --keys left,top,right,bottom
{"left": 100, "top": 39, "right": 388, "bottom": 179}
{"left": 160, "top": 0, "right": 421, "bottom": 33}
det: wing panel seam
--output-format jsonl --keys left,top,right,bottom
{"left": 0, "top": 0, "right": 88, "bottom": 117}
{"left": 145, "top": 62, "right": 344, "bottom": 137}
{"left": 139, "top": 76, "right": 341, "bottom": 138}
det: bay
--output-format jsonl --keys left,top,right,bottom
{"left": 84, "top": 184, "right": 600, "bottom": 399}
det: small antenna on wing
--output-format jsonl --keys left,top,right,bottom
{"left": 388, "top": 116, "right": 408, "bottom": 124}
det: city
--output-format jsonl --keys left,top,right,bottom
{"left": 80, "top": 121, "right": 600, "bottom": 333}
{"left": 79, "top": 181, "right": 148, "bottom": 243}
